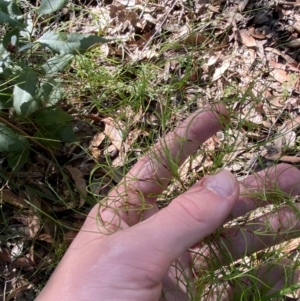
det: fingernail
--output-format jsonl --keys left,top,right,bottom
{"left": 203, "top": 170, "right": 236, "bottom": 198}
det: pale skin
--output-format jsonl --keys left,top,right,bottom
{"left": 36, "top": 104, "right": 300, "bottom": 300}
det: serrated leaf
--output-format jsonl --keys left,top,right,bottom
{"left": 56, "top": 124, "right": 75, "bottom": 142}
{"left": 38, "top": 0, "right": 68, "bottom": 16}
{"left": 3, "top": 29, "right": 19, "bottom": 50}
{"left": 0, "top": 123, "right": 29, "bottom": 170}
{"left": 38, "top": 80, "right": 63, "bottom": 106}
{"left": 42, "top": 54, "right": 73, "bottom": 74}
{"left": 7, "top": 147, "right": 29, "bottom": 171}
{"left": 13, "top": 70, "right": 40, "bottom": 116}
{"left": 37, "top": 31, "right": 108, "bottom": 54}
{"left": 0, "top": 11, "right": 24, "bottom": 28}
{"left": 0, "top": 87, "right": 13, "bottom": 109}
{"left": 0, "top": 123, "right": 27, "bottom": 153}
{"left": 35, "top": 107, "right": 72, "bottom": 126}
{"left": 48, "top": 85, "right": 63, "bottom": 106}
{"left": 34, "top": 128, "right": 61, "bottom": 149}
{"left": 0, "top": 0, "right": 22, "bottom": 19}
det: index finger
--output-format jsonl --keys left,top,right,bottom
{"left": 104, "top": 103, "right": 229, "bottom": 226}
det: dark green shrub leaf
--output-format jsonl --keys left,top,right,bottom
{"left": 34, "top": 128, "right": 61, "bottom": 149}
{"left": 37, "top": 31, "right": 108, "bottom": 54}
{"left": 13, "top": 70, "right": 40, "bottom": 115}
{"left": 37, "top": 80, "right": 63, "bottom": 106}
{"left": 3, "top": 29, "right": 19, "bottom": 51}
{"left": 0, "top": 123, "right": 27, "bottom": 152}
{"left": 0, "top": 0, "right": 22, "bottom": 18}
{"left": 38, "top": 0, "right": 68, "bottom": 16}
{"left": 35, "top": 108, "right": 75, "bottom": 144}
{"left": 0, "top": 123, "right": 29, "bottom": 171}
{"left": 0, "top": 0, "right": 23, "bottom": 28}
{"left": 7, "top": 147, "right": 29, "bottom": 171}
{"left": 0, "top": 87, "right": 13, "bottom": 109}
{"left": 56, "top": 124, "right": 75, "bottom": 142}
{"left": 35, "top": 107, "right": 72, "bottom": 126}
{"left": 42, "top": 54, "right": 73, "bottom": 74}
{"left": 0, "top": 11, "right": 24, "bottom": 28}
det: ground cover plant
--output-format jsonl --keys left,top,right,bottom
{"left": 1, "top": 0, "right": 300, "bottom": 299}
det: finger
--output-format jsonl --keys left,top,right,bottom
{"left": 161, "top": 253, "right": 195, "bottom": 301}
{"left": 108, "top": 170, "right": 240, "bottom": 283}
{"left": 100, "top": 104, "right": 229, "bottom": 230}
{"left": 231, "top": 163, "right": 300, "bottom": 219}
{"left": 195, "top": 203, "right": 300, "bottom": 271}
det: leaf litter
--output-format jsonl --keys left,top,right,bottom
{"left": 2, "top": 0, "right": 300, "bottom": 299}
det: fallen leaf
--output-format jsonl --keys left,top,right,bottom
{"left": 265, "top": 47, "right": 297, "bottom": 64}
{"left": 103, "top": 118, "right": 124, "bottom": 150}
{"left": 286, "top": 38, "right": 300, "bottom": 48}
{"left": 89, "top": 132, "right": 106, "bottom": 160}
{"left": 6, "top": 283, "right": 33, "bottom": 301}
{"left": 1, "top": 190, "right": 28, "bottom": 208}
{"left": 207, "top": 49, "right": 219, "bottom": 66}
{"left": 212, "top": 60, "right": 230, "bottom": 81}
{"left": 66, "top": 165, "right": 87, "bottom": 208}
{"left": 239, "top": 30, "right": 257, "bottom": 48}
{"left": 270, "top": 68, "right": 290, "bottom": 83}
{"left": 239, "top": 0, "right": 249, "bottom": 11}
{"left": 37, "top": 234, "right": 55, "bottom": 243}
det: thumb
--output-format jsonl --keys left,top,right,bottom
{"left": 126, "top": 170, "right": 239, "bottom": 276}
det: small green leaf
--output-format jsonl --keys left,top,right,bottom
{"left": 0, "top": 11, "right": 24, "bottom": 28}
{"left": 42, "top": 54, "right": 73, "bottom": 74}
{"left": 56, "top": 124, "right": 75, "bottom": 142}
{"left": 0, "top": 123, "right": 27, "bottom": 153}
{"left": 37, "top": 31, "right": 108, "bottom": 54}
{"left": 35, "top": 107, "right": 72, "bottom": 126}
{"left": 13, "top": 70, "right": 40, "bottom": 116}
{"left": 7, "top": 147, "right": 29, "bottom": 171}
{"left": 3, "top": 29, "right": 19, "bottom": 50}
{"left": 0, "top": 123, "right": 29, "bottom": 170}
{"left": 34, "top": 128, "right": 61, "bottom": 149}
{"left": 38, "top": 0, "right": 68, "bottom": 16}
{"left": 0, "top": 0, "right": 22, "bottom": 18}
{"left": 37, "top": 80, "right": 63, "bottom": 106}
{"left": 0, "top": 87, "right": 13, "bottom": 109}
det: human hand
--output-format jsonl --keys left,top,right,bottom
{"left": 36, "top": 104, "right": 300, "bottom": 300}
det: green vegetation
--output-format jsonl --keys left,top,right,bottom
{"left": 1, "top": 0, "right": 300, "bottom": 299}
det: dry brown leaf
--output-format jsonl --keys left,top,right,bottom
{"left": 212, "top": 60, "right": 230, "bottom": 81}
{"left": 270, "top": 68, "right": 290, "bottom": 83}
{"left": 37, "top": 234, "right": 55, "bottom": 243}
{"left": 207, "top": 49, "right": 219, "bottom": 66}
{"left": 28, "top": 215, "right": 41, "bottom": 238}
{"left": 0, "top": 249, "right": 33, "bottom": 268}
{"left": 239, "top": 30, "right": 257, "bottom": 48}
{"left": 286, "top": 38, "right": 300, "bottom": 48}
{"left": 89, "top": 132, "right": 106, "bottom": 160}
{"left": 238, "top": 0, "right": 249, "bottom": 11}
{"left": 6, "top": 283, "right": 33, "bottom": 301}
{"left": 66, "top": 165, "right": 87, "bottom": 208}
{"left": 103, "top": 118, "right": 124, "bottom": 150}
{"left": 1, "top": 190, "right": 28, "bottom": 208}
{"left": 248, "top": 27, "right": 266, "bottom": 39}
{"left": 265, "top": 47, "right": 297, "bottom": 64}
{"left": 14, "top": 212, "right": 41, "bottom": 239}
{"left": 269, "top": 59, "right": 300, "bottom": 73}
